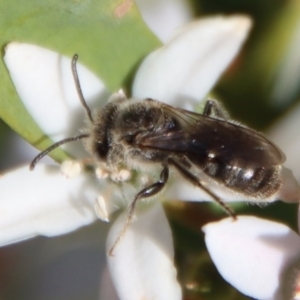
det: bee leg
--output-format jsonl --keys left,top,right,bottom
{"left": 108, "top": 165, "right": 169, "bottom": 256}
{"left": 169, "top": 158, "right": 237, "bottom": 220}
{"left": 203, "top": 99, "right": 227, "bottom": 120}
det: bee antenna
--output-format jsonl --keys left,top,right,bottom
{"left": 29, "top": 133, "right": 89, "bottom": 171}
{"left": 72, "top": 54, "right": 94, "bottom": 123}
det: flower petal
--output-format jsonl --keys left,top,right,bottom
{"left": 99, "top": 266, "right": 119, "bottom": 300}
{"left": 132, "top": 15, "right": 252, "bottom": 110}
{"left": 0, "top": 164, "right": 104, "bottom": 246}
{"left": 203, "top": 216, "right": 300, "bottom": 299}
{"left": 136, "top": 0, "right": 193, "bottom": 42}
{"left": 4, "top": 43, "right": 109, "bottom": 156}
{"left": 268, "top": 103, "right": 300, "bottom": 183}
{"left": 270, "top": 20, "right": 300, "bottom": 108}
{"left": 277, "top": 166, "right": 300, "bottom": 203}
{"left": 107, "top": 202, "right": 181, "bottom": 300}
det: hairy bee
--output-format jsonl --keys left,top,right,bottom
{"left": 30, "top": 55, "right": 285, "bottom": 254}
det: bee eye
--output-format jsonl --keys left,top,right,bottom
{"left": 94, "top": 141, "right": 109, "bottom": 159}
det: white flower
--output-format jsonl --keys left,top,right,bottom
{"left": 270, "top": 18, "right": 300, "bottom": 108}
{"left": 2, "top": 16, "right": 256, "bottom": 299}
{"left": 203, "top": 215, "right": 300, "bottom": 300}
{"left": 135, "top": 0, "right": 194, "bottom": 42}
{"left": 268, "top": 102, "right": 300, "bottom": 184}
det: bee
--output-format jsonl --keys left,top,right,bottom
{"left": 30, "top": 55, "right": 285, "bottom": 255}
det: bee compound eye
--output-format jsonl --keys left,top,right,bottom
{"left": 94, "top": 141, "right": 109, "bottom": 159}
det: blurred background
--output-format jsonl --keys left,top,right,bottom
{"left": 1, "top": 0, "right": 300, "bottom": 299}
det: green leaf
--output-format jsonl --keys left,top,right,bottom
{"left": 0, "top": 0, "right": 160, "bottom": 162}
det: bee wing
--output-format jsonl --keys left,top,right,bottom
{"left": 137, "top": 104, "right": 285, "bottom": 168}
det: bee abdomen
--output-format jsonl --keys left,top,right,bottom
{"left": 238, "top": 166, "right": 281, "bottom": 198}
{"left": 203, "top": 160, "right": 281, "bottom": 198}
